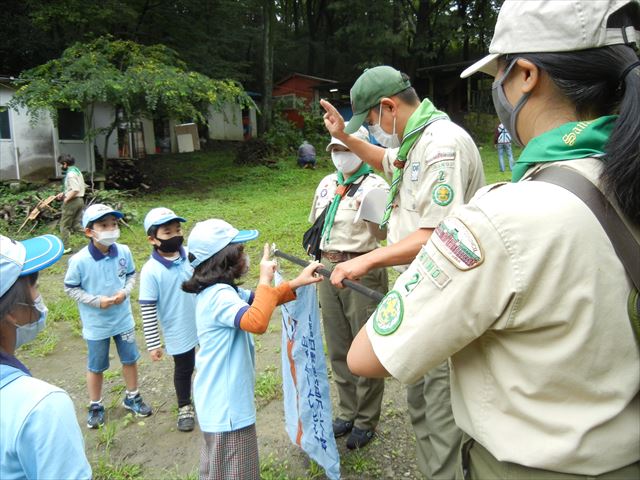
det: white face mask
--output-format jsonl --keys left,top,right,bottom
{"left": 369, "top": 104, "right": 400, "bottom": 149}
{"left": 15, "top": 295, "right": 48, "bottom": 348}
{"left": 331, "top": 151, "right": 362, "bottom": 174}
{"left": 93, "top": 228, "right": 120, "bottom": 247}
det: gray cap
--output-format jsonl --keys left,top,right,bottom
{"left": 326, "top": 123, "right": 371, "bottom": 151}
{"left": 461, "top": 0, "right": 640, "bottom": 78}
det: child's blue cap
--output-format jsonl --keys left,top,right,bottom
{"left": 144, "top": 207, "right": 186, "bottom": 235}
{"left": 82, "top": 204, "right": 123, "bottom": 229}
{"left": 187, "top": 219, "right": 259, "bottom": 268}
{"left": 1, "top": 234, "right": 64, "bottom": 297}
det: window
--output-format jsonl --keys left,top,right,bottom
{"left": 0, "top": 108, "right": 10, "bottom": 139}
{"left": 274, "top": 94, "right": 297, "bottom": 110}
{"left": 57, "top": 108, "right": 85, "bottom": 140}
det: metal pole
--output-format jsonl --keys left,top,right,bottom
{"left": 272, "top": 247, "right": 385, "bottom": 302}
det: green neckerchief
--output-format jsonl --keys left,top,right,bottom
{"left": 512, "top": 115, "right": 617, "bottom": 182}
{"left": 380, "top": 99, "right": 449, "bottom": 228}
{"left": 321, "top": 162, "right": 374, "bottom": 244}
{"left": 63, "top": 166, "right": 82, "bottom": 192}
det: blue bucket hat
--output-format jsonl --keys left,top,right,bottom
{"left": 0, "top": 234, "right": 64, "bottom": 297}
{"left": 187, "top": 219, "right": 259, "bottom": 268}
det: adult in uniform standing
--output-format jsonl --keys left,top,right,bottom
{"left": 347, "top": 1, "right": 640, "bottom": 478}
{"left": 309, "top": 125, "right": 389, "bottom": 449}
{"left": 320, "top": 67, "right": 485, "bottom": 478}
{"left": 56, "top": 154, "right": 85, "bottom": 253}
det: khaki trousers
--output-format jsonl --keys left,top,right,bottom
{"left": 60, "top": 197, "right": 84, "bottom": 245}
{"left": 318, "top": 259, "right": 388, "bottom": 430}
{"left": 407, "top": 361, "right": 462, "bottom": 479}
{"left": 456, "top": 434, "right": 640, "bottom": 480}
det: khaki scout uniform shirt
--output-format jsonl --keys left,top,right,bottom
{"left": 367, "top": 157, "right": 640, "bottom": 475}
{"left": 309, "top": 172, "right": 389, "bottom": 253}
{"left": 382, "top": 119, "right": 485, "bottom": 247}
{"left": 64, "top": 170, "right": 85, "bottom": 198}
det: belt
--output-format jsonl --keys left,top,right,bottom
{"left": 321, "top": 251, "right": 366, "bottom": 263}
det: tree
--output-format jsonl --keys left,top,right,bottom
{"left": 8, "top": 36, "right": 253, "bottom": 170}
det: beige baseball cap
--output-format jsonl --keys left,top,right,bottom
{"left": 461, "top": 0, "right": 640, "bottom": 78}
{"left": 326, "top": 123, "right": 371, "bottom": 151}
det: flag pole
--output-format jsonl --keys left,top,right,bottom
{"left": 271, "top": 245, "right": 385, "bottom": 302}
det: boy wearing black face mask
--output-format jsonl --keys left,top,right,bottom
{"left": 139, "top": 208, "right": 198, "bottom": 432}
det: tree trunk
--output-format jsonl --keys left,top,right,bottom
{"left": 260, "top": 0, "right": 274, "bottom": 134}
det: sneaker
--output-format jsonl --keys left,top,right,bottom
{"left": 87, "top": 404, "right": 105, "bottom": 429}
{"left": 177, "top": 404, "right": 195, "bottom": 432}
{"left": 123, "top": 393, "right": 153, "bottom": 417}
{"left": 332, "top": 418, "right": 353, "bottom": 438}
{"left": 63, "top": 248, "right": 72, "bottom": 255}
{"left": 346, "top": 427, "right": 375, "bottom": 450}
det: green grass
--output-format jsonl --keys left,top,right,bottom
{"left": 17, "top": 327, "right": 58, "bottom": 358}
{"left": 255, "top": 365, "right": 281, "bottom": 404}
{"left": 92, "top": 457, "right": 143, "bottom": 480}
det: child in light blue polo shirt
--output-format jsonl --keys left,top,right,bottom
{"left": 64, "top": 203, "right": 152, "bottom": 429}
{"left": 183, "top": 219, "right": 322, "bottom": 480}
{"left": 139, "top": 207, "right": 198, "bottom": 432}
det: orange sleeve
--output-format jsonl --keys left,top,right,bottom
{"left": 238, "top": 284, "right": 279, "bottom": 334}
{"left": 275, "top": 281, "right": 296, "bottom": 305}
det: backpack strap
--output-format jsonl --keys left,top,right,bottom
{"left": 531, "top": 166, "right": 640, "bottom": 342}
{"left": 0, "top": 364, "right": 27, "bottom": 389}
{"left": 531, "top": 166, "right": 640, "bottom": 290}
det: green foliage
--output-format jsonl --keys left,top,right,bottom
{"left": 92, "top": 457, "right": 143, "bottom": 480}
{"left": 263, "top": 97, "right": 326, "bottom": 156}
{"left": 16, "top": 327, "right": 58, "bottom": 358}
{"left": 8, "top": 36, "right": 253, "bottom": 139}
{"left": 255, "top": 365, "right": 281, "bottom": 405}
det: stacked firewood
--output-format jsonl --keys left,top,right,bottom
{"left": 105, "top": 157, "right": 150, "bottom": 190}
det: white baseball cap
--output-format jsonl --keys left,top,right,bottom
{"left": 144, "top": 207, "right": 186, "bottom": 235}
{"left": 82, "top": 204, "right": 124, "bottom": 229}
{"left": 326, "top": 123, "right": 371, "bottom": 151}
{"left": 461, "top": 0, "right": 640, "bottom": 78}
{"left": 1, "top": 234, "right": 64, "bottom": 297}
{"left": 187, "top": 219, "right": 259, "bottom": 268}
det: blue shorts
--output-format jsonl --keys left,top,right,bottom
{"left": 86, "top": 328, "right": 140, "bottom": 373}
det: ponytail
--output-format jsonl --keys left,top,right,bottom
{"left": 602, "top": 51, "right": 640, "bottom": 223}
{"left": 520, "top": 43, "right": 640, "bottom": 223}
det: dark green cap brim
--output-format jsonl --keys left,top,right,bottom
{"left": 344, "top": 111, "right": 369, "bottom": 134}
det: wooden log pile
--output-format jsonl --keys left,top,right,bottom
{"left": 105, "top": 157, "right": 150, "bottom": 190}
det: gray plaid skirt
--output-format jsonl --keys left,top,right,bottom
{"left": 199, "top": 424, "right": 259, "bottom": 480}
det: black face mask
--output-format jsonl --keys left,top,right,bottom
{"left": 156, "top": 235, "right": 184, "bottom": 253}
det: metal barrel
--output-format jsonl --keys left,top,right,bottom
{"left": 273, "top": 249, "right": 385, "bottom": 302}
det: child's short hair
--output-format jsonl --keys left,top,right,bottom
{"left": 147, "top": 225, "right": 160, "bottom": 238}
{"left": 57, "top": 154, "right": 75, "bottom": 165}
{"left": 182, "top": 243, "right": 247, "bottom": 294}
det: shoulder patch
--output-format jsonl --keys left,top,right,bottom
{"left": 373, "top": 290, "right": 404, "bottom": 336}
{"left": 432, "top": 184, "right": 454, "bottom": 206}
{"left": 416, "top": 248, "right": 451, "bottom": 289}
{"left": 426, "top": 149, "right": 456, "bottom": 166}
{"left": 432, "top": 217, "right": 483, "bottom": 270}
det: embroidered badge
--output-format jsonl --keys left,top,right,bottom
{"left": 426, "top": 149, "right": 455, "bottom": 166}
{"left": 432, "top": 183, "right": 454, "bottom": 206}
{"left": 417, "top": 248, "right": 451, "bottom": 289}
{"left": 432, "top": 217, "right": 483, "bottom": 270}
{"left": 410, "top": 162, "right": 420, "bottom": 181}
{"left": 403, "top": 271, "right": 423, "bottom": 295}
{"left": 373, "top": 290, "right": 404, "bottom": 336}
{"left": 320, "top": 188, "right": 328, "bottom": 198}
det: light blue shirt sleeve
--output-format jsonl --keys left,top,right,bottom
{"left": 18, "top": 391, "right": 92, "bottom": 479}
{"left": 213, "top": 286, "right": 250, "bottom": 329}
{"left": 63, "top": 256, "right": 82, "bottom": 288}
{"left": 139, "top": 263, "right": 158, "bottom": 303}
{"left": 124, "top": 246, "right": 136, "bottom": 275}
{"left": 237, "top": 287, "right": 253, "bottom": 304}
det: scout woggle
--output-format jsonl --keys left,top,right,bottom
{"left": 270, "top": 244, "right": 384, "bottom": 302}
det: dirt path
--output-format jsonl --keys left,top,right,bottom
{"left": 25, "top": 307, "right": 421, "bottom": 479}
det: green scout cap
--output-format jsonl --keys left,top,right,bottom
{"left": 345, "top": 66, "right": 411, "bottom": 134}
